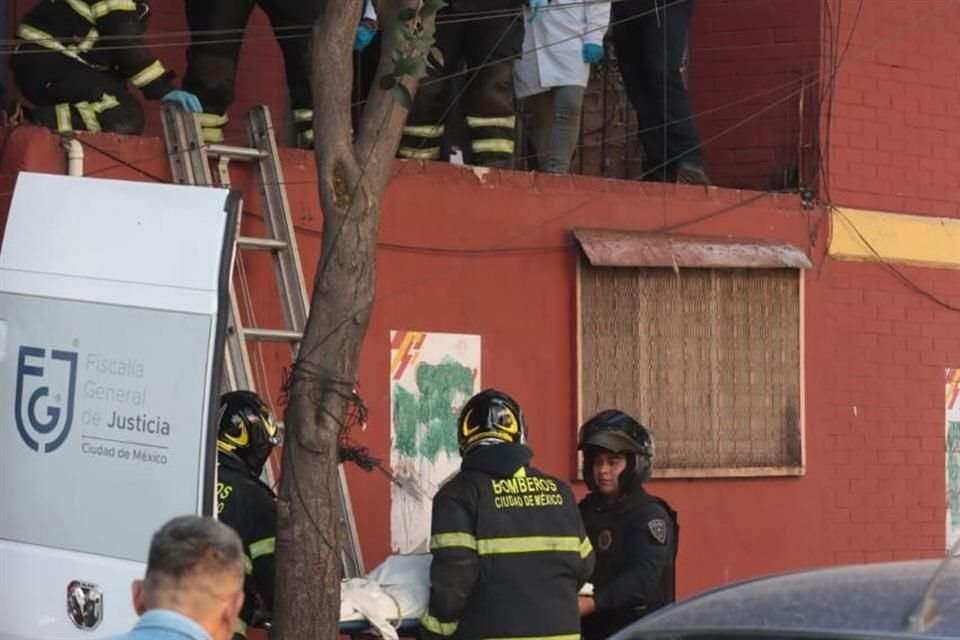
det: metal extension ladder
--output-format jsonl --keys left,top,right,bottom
{"left": 160, "top": 104, "right": 364, "bottom": 578}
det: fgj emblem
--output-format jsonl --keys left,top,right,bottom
{"left": 15, "top": 346, "right": 79, "bottom": 453}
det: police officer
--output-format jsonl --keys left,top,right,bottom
{"left": 420, "top": 389, "right": 595, "bottom": 640}
{"left": 12, "top": 0, "right": 201, "bottom": 135}
{"left": 577, "top": 410, "right": 679, "bottom": 640}
{"left": 216, "top": 391, "right": 281, "bottom": 640}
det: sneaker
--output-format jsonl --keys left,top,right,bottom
{"left": 676, "top": 162, "right": 710, "bottom": 186}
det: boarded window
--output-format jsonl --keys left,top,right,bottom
{"left": 578, "top": 262, "right": 804, "bottom": 477}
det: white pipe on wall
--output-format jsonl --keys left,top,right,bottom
{"left": 65, "top": 139, "right": 84, "bottom": 176}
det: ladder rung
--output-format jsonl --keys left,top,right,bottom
{"left": 241, "top": 328, "right": 303, "bottom": 342}
{"left": 237, "top": 236, "right": 288, "bottom": 250}
{"left": 207, "top": 144, "right": 269, "bottom": 160}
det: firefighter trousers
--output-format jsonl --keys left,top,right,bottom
{"left": 13, "top": 46, "right": 144, "bottom": 134}
{"left": 399, "top": 8, "right": 523, "bottom": 168}
{"left": 182, "top": 0, "right": 323, "bottom": 146}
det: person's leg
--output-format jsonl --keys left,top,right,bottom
{"left": 524, "top": 90, "right": 554, "bottom": 172}
{"left": 398, "top": 6, "right": 464, "bottom": 161}
{"left": 463, "top": 14, "right": 524, "bottom": 167}
{"left": 261, "top": 0, "right": 324, "bottom": 148}
{"left": 16, "top": 51, "right": 144, "bottom": 134}
{"left": 182, "top": 0, "right": 256, "bottom": 142}
{"left": 611, "top": 11, "right": 666, "bottom": 179}
{"left": 635, "top": 0, "right": 705, "bottom": 181}
{"left": 543, "top": 85, "right": 585, "bottom": 173}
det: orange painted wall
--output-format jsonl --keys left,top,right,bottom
{"left": 2, "top": 126, "right": 956, "bottom": 599}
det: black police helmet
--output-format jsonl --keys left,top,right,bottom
{"left": 457, "top": 388, "right": 527, "bottom": 455}
{"left": 578, "top": 409, "right": 654, "bottom": 492}
{"left": 217, "top": 390, "right": 281, "bottom": 476}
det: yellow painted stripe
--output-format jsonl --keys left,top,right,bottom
{"left": 830, "top": 208, "right": 960, "bottom": 270}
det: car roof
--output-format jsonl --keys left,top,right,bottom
{"left": 612, "top": 559, "right": 960, "bottom": 639}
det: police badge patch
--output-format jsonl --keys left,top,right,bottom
{"left": 648, "top": 519, "right": 667, "bottom": 544}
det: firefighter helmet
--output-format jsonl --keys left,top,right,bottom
{"left": 457, "top": 389, "right": 527, "bottom": 454}
{"left": 578, "top": 409, "right": 654, "bottom": 491}
{"left": 217, "top": 390, "right": 281, "bottom": 476}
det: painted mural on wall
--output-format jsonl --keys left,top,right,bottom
{"left": 390, "top": 331, "right": 480, "bottom": 553}
{"left": 947, "top": 367, "right": 960, "bottom": 554}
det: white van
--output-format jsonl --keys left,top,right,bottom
{"left": 0, "top": 173, "right": 237, "bottom": 639}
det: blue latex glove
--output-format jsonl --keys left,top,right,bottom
{"left": 355, "top": 22, "right": 376, "bottom": 51}
{"left": 162, "top": 90, "right": 202, "bottom": 114}
{"left": 528, "top": 0, "right": 547, "bottom": 22}
{"left": 582, "top": 42, "right": 603, "bottom": 64}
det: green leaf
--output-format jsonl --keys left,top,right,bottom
{"left": 398, "top": 7, "right": 417, "bottom": 22}
{"left": 379, "top": 73, "right": 397, "bottom": 90}
{"left": 429, "top": 46, "right": 445, "bottom": 69}
{"left": 393, "top": 84, "right": 413, "bottom": 110}
{"left": 423, "top": 0, "right": 447, "bottom": 14}
{"left": 394, "top": 56, "right": 419, "bottom": 76}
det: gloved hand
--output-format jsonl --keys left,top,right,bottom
{"left": 355, "top": 21, "right": 376, "bottom": 51}
{"left": 161, "top": 90, "right": 202, "bottom": 114}
{"left": 582, "top": 42, "right": 604, "bottom": 64}
{"left": 528, "top": 0, "right": 547, "bottom": 22}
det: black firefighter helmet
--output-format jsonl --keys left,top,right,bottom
{"left": 457, "top": 388, "right": 527, "bottom": 455}
{"left": 217, "top": 390, "right": 281, "bottom": 476}
{"left": 578, "top": 409, "right": 654, "bottom": 493}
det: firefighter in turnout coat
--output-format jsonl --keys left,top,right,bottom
{"left": 420, "top": 389, "right": 595, "bottom": 640}
{"left": 12, "top": 0, "right": 201, "bottom": 134}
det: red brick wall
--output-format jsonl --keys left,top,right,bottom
{"left": 3, "top": 127, "right": 955, "bottom": 598}
{"left": 824, "top": 0, "right": 960, "bottom": 216}
{"left": 688, "top": 0, "right": 822, "bottom": 190}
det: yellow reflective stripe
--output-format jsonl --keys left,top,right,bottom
{"left": 66, "top": 0, "right": 95, "bottom": 23}
{"left": 199, "top": 112, "right": 229, "bottom": 127}
{"left": 466, "top": 115, "right": 516, "bottom": 129}
{"left": 242, "top": 553, "right": 253, "bottom": 575}
{"left": 579, "top": 536, "right": 593, "bottom": 559}
{"left": 55, "top": 104, "right": 73, "bottom": 132}
{"left": 403, "top": 124, "right": 444, "bottom": 138}
{"left": 300, "top": 129, "right": 314, "bottom": 142}
{"left": 74, "top": 29, "right": 98, "bottom": 53}
{"left": 292, "top": 109, "right": 313, "bottom": 123}
{"left": 92, "top": 93, "right": 120, "bottom": 113}
{"left": 202, "top": 127, "right": 225, "bottom": 143}
{"left": 249, "top": 536, "right": 275, "bottom": 559}
{"left": 129, "top": 60, "right": 166, "bottom": 87}
{"left": 471, "top": 139, "right": 515, "bottom": 154}
{"left": 75, "top": 102, "right": 101, "bottom": 132}
{"left": 430, "top": 532, "right": 478, "bottom": 551}
{"left": 420, "top": 613, "right": 458, "bottom": 637}
{"left": 233, "top": 617, "right": 248, "bottom": 638}
{"left": 90, "top": 0, "right": 137, "bottom": 18}
{"left": 476, "top": 536, "right": 582, "bottom": 555}
{"left": 513, "top": 467, "right": 527, "bottom": 478}
{"left": 398, "top": 146, "right": 440, "bottom": 160}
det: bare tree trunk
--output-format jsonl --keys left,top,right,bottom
{"left": 272, "top": 2, "right": 417, "bottom": 639}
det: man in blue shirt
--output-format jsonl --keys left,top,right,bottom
{"left": 111, "top": 515, "right": 245, "bottom": 640}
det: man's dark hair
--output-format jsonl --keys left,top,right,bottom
{"left": 144, "top": 515, "right": 244, "bottom": 593}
